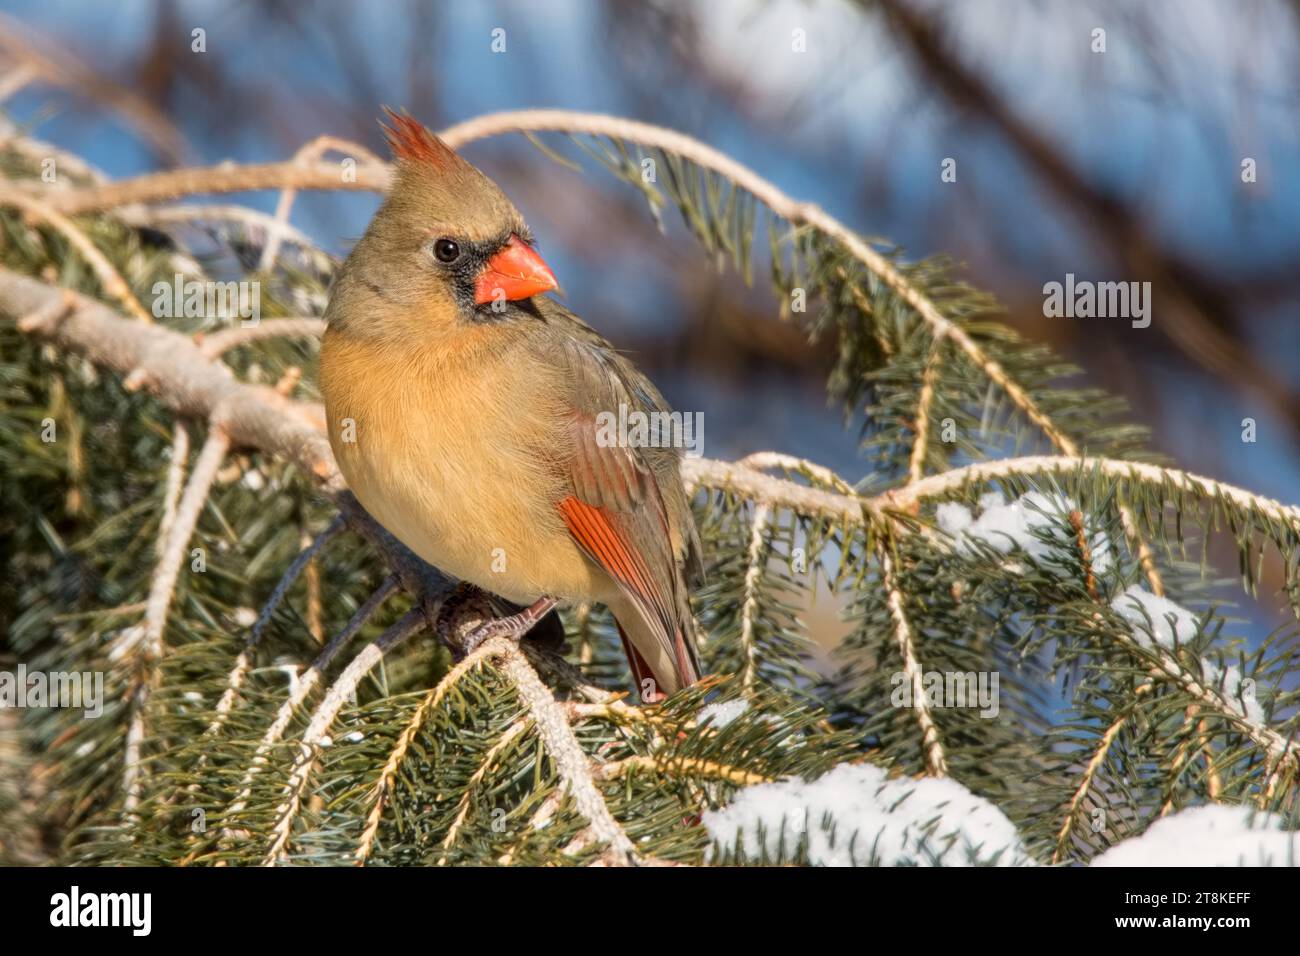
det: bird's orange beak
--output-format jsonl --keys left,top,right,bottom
{"left": 474, "top": 235, "right": 558, "bottom": 304}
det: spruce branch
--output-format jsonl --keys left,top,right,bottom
{"left": 206, "top": 515, "right": 347, "bottom": 737}
{"left": 124, "top": 423, "right": 230, "bottom": 813}
{"left": 880, "top": 544, "right": 948, "bottom": 776}
{"left": 225, "top": 575, "right": 399, "bottom": 832}
{"left": 491, "top": 639, "right": 639, "bottom": 863}
{"left": 1052, "top": 683, "right": 1152, "bottom": 864}
{"left": 197, "top": 319, "right": 327, "bottom": 360}
{"left": 354, "top": 642, "right": 501, "bottom": 865}
{"left": 0, "top": 127, "right": 109, "bottom": 185}
{"left": 736, "top": 451, "right": 858, "bottom": 494}
{"left": 119, "top": 203, "right": 334, "bottom": 271}
{"left": 908, "top": 333, "right": 946, "bottom": 484}
{"left": 21, "top": 160, "right": 391, "bottom": 213}
{"left": 685, "top": 457, "right": 875, "bottom": 525}
{"left": 0, "top": 190, "right": 152, "bottom": 321}
{"left": 890, "top": 455, "right": 1300, "bottom": 531}
{"left": 258, "top": 135, "right": 384, "bottom": 273}
{"left": 156, "top": 423, "right": 189, "bottom": 556}
{"left": 264, "top": 609, "right": 425, "bottom": 865}
{"left": 4, "top": 105, "right": 1299, "bottom": 868}
{"left": 738, "top": 503, "right": 773, "bottom": 689}
{"left": 596, "top": 755, "right": 772, "bottom": 787}
{"left": 435, "top": 718, "right": 534, "bottom": 866}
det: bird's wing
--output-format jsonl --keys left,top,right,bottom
{"left": 536, "top": 299, "right": 701, "bottom": 690}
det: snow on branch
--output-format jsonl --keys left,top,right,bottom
{"left": 703, "top": 762, "right": 1033, "bottom": 866}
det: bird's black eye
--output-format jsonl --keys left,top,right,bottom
{"left": 433, "top": 238, "right": 460, "bottom": 263}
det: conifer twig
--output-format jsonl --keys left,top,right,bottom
{"left": 0, "top": 129, "right": 109, "bottom": 184}
{"left": 124, "top": 423, "right": 230, "bottom": 813}
{"left": 879, "top": 546, "right": 947, "bottom": 776}
{"left": 596, "top": 755, "right": 772, "bottom": 787}
{"left": 197, "top": 318, "right": 325, "bottom": 359}
{"left": 223, "top": 575, "right": 399, "bottom": 834}
{"left": 739, "top": 503, "right": 772, "bottom": 689}
{"left": 1052, "top": 682, "right": 1152, "bottom": 864}
{"left": 0, "top": 190, "right": 152, "bottom": 321}
{"left": 490, "top": 640, "right": 639, "bottom": 864}
{"left": 736, "top": 451, "right": 856, "bottom": 493}
{"left": 157, "top": 423, "right": 190, "bottom": 557}
{"left": 684, "top": 457, "right": 876, "bottom": 525}
{"left": 145, "top": 425, "right": 229, "bottom": 658}
{"left": 27, "top": 160, "right": 391, "bottom": 213}
{"left": 353, "top": 640, "right": 505, "bottom": 865}
{"left": 888, "top": 455, "right": 1300, "bottom": 528}
{"left": 264, "top": 609, "right": 425, "bottom": 865}
{"left": 258, "top": 136, "right": 383, "bottom": 272}
{"left": 435, "top": 719, "right": 534, "bottom": 866}
{"left": 206, "top": 515, "right": 346, "bottom": 736}
{"left": 119, "top": 203, "right": 332, "bottom": 267}
{"left": 908, "top": 334, "right": 946, "bottom": 484}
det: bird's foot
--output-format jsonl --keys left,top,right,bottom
{"left": 460, "top": 596, "right": 560, "bottom": 656}
{"left": 429, "top": 582, "right": 489, "bottom": 654}
{"left": 433, "top": 584, "right": 565, "bottom": 658}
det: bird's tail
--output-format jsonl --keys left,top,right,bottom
{"left": 616, "top": 617, "right": 699, "bottom": 704}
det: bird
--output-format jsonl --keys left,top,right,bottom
{"left": 319, "top": 109, "right": 702, "bottom": 701}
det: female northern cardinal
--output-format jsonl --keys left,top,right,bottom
{"left": 320, "top": 110, "right": 702, "bottom": 700}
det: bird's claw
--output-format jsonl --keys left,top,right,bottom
{"left": 459, "top": 596, "right": 560, "bottom": 656}
{"left": 433, "top": 584, "right": 561, "bottom": 658}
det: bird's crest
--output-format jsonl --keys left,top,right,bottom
{"left": 380, "top": 108, "right": 459, "bottom": 169}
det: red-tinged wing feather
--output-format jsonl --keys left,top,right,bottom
{"left": 538, "top": 299, "right": 703, "bottom": 694}
{"left": 559, "top": 494, "right": 697, "bottom": 694}
{"left": 559, "top": 495, "right": 673, "bottom": 635}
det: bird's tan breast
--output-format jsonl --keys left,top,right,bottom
{"left": 320, "top": 327, "right": 607, "bottom": 605}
